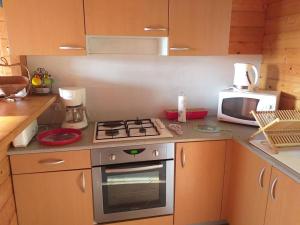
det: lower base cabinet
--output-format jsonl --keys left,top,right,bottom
{"left": 103, "top": 216, "right": 173, "bottom": 225}
{"left": 174, "top": 141, "right": 227, "bottom": 225}
{"left": 13, "top": 169, "right": 93, "bottom": 225}
{"left": 264, "top": 168, "right": 300, "bottom": 225}
{"left": 222, "top": 141, "right": 272, "bottom": 225}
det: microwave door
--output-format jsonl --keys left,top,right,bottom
{"left": 222, "top": 97, "right": 260, "bottom": 121}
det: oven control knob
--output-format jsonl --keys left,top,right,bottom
{"left": 109, "top": 154, "right": 116, "bottom": 161}
{"left": 153, "top": 150, "right": 159, "bottom": 157}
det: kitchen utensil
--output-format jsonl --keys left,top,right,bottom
{"left": 37, "top": 128, "right": 82, "bottom": 146}
{"left": 233, "top": 63, "right": 258, "bottom": 91}
{"left": 168, "top": 124, "right": 183, "bottom": 135}
{"left": 165, "top": 108, "right": 208, "bottom": 120}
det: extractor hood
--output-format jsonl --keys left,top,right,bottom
{"left": 86, "top": 36, "right": 168, "bottom": 56}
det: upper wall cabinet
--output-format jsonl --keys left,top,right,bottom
{"left": 4, "top": 0, "right": 86, "bottom": 55}
{"left": 169, "top": 0, "right": 233, "bottom": 56}
{"left": 84, "top": 0, "right": 169, "bottom": 37}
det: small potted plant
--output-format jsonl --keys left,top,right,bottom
{"left": 31, "top": 68, "right": 53, "bottom": 95}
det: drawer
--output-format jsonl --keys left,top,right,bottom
{"left": 10, "top": 150, "right": 91, "bottom": 174}
{"left": 103, "top": 216, "right": 173, "bottom": 225}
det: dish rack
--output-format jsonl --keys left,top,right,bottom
{"left": 250, "top": 110, "right": 300, "bottom": 154}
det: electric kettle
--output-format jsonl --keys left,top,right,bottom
{"left": 233, "top": 63, "right": 258, "bottom": 91}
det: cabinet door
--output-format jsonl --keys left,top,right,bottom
{"left": 265, "top": 168, "right": 300, "bottom": 225}
{"left": 175, "top": 141, "right": 227, "bottom": 225}
{"left": 222, "top": 141, "right": 272, "bottom": 225}
{"left": 13, "top": 170, "right": 93, "bottom": 225}
{"left": 4, "top": 0, "right": 86, "bottom": 55}
{"left": 169, "top": 0, "right": 232, "bottom": 56}
{"left": 85, "top": 0, "right": 168, "bottom": 36}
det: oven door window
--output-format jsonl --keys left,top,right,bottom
{"left": 101, "top": 161, "right": 167, "bottom": 214}
{"left": 222, "top": 97, "right": 259, "bottom": 121}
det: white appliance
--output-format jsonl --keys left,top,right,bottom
{"left": 233, "top": 63, "right": 259, "bottom": 91}
{"left": 13, "top": 120, "right": 38, "bottom": 147}
{"left": 59, "top": 87, "right": 88, "bottom": 129}
{"left": 93, "top": 118, "right": 173, "bottom": 143}
{"left": 218, "top": 89, "right": 280, "bottom": 126}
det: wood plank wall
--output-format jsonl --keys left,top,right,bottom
{"left": 0, "top": 6, "right": 22, "bottom": 76}
{"left": 229, "top": 0, "right": 267, "bottom": 54}
{"left": 0, "top": 6, "right": 21, "bottom": 225}
{"left": 261, "top": 0, "right": 300, "bottom": 109}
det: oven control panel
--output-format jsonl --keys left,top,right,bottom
{"left": 91, "top": 143, "right": 175, "bottom": 166}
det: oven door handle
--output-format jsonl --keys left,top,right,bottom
{"left": 105, "top": 164, "right": 163, "bottom": 174}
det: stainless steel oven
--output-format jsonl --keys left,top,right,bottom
{"left": 91, "top": 143, "right": 174, "bottom": 224}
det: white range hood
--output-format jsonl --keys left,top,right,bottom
{"left": 86, "top": 35, "right": 168, "bottom": 56}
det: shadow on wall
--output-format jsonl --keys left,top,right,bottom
{"left": 39, "top": 74, "right": 163, "bottom": 124}
{"left": 261, "top": 64, "right": 297, "bottom": 110}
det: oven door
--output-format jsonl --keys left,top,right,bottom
{"left": 92, "top": 160, "right": 174, "bottom": 223}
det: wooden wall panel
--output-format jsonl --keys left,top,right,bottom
{"left": 229, "top": 0, "right": 266, "bottom": 54}
{"left": 0, "top": 7, "right": 22, "bottom": 76}
{"left": 261, "top": 0, "right": 300, "bottom": 109}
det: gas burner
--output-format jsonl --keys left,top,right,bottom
{"left": 139, "top": 127, "right": 146, "bottom": 133}
{"left": 103, "top": 121, "right": 123, "bottom": 128}
{"left": 134, "top": 119, "right": 142, "bottom": 125}
{"left": 94, "top": 118, "right": 173, "bottom": 143}
{"left": 105, "top": 129, "right": 119, "bottom": 136}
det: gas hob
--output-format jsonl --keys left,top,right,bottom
{"left": 93, "top": 118, "right": 173, "bottom": 143}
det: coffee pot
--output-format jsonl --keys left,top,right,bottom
{"left": 233, "top": 63, "right": 259, "bottom": 91}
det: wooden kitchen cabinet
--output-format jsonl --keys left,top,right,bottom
{"left": 174, "top": 141, "right": 227, "bottom": 225}
{"left": 222, "top": 141, "right": 272, "bottom": 225}
{"left": 264, "top": 167, "right": 300, "bottom": 225}
{"left": 169, "top": 0, "right": 232, "bottom": 56}
{"left": 4, "top": 0, "right": 86, "bottom": 55}
{"left": 84, "top": 0, "right": 169, "bottom": 36}
{"left": 13, "top": 169, "right": 93, "bottom": 225}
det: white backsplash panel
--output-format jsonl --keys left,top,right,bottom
{"left": 27, "top": 55, "right": 262, "bottom": 122}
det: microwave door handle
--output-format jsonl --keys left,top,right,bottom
{"left": 105, "top": 164, "right": 163, "bottom": 174}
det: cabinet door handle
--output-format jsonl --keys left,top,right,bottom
{"left": 59, "top": 45, "right": 85, "bottom": 50}
{"left": 170, "top": 47, "right": 191, "bottom": 51}
{"left": 181, "top": 147, "right": 186, "bottom": 168}
{"left": 81, "top": 172, "right": 86, "bottom": 193}
{"left": 258, "top": 167, "right": 266, "bottom": 188}
{"left": 270, "top": 177, "right": 278, "bottom": 200}
{"left": 38, "top": 159, "right": 65, "bottom": 165}
{"left": 144, "top": 27, "right": 168, "bottom": 31}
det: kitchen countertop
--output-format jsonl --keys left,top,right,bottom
{"left": 0, "top": 95, "right": 57, "bottom": 150}
{"left": 8, "top": 116, "right": 300, "bottom": 183}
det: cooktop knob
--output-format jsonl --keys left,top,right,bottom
{"left": 153, "top": 150, "right": 159, "bottom": 157}
{"left": 109, "top": 154, "right": 116, "bottom": 161}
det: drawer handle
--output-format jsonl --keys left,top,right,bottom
{"left": 38, "top": 159, "right": 65, "bottom": 165}
{"left": 170, "top": 47, "right": 191, "bottom": 51}
{"left": 59, "top": 45, "right": 85, "bottom": 50}
{"left": 81, "top": 172, "right": 86, "bottom": 193}
{"left": 270, "top": 177, "right": 278, "bottom": 200}
{"left": 258, "top": 167, "right": 266, "bottom": 188}
{"left": 181, "top": 147, "right": 186, "bottom": 168}
{"left": 144, "top": 27, "right": 168, "bottom": 31}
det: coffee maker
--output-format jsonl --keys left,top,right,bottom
{"left": 59, "top": 87, "right": 88, "bottom": 129}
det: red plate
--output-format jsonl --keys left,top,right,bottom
{"left": 165, "top": 108, "right": 208, "bottom": 120}
{"left": 37, "top": 128, "right": 82, "bottom": 146}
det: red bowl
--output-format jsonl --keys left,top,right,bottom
{"left": 37, "top": 128, "right": 82, "bottom": 146}
{"left": 165, "top": 108, "right": 208, "bottom": 120}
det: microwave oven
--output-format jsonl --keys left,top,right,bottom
{"left": 217, "top": 89, "right": 280, "bottom": 126}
